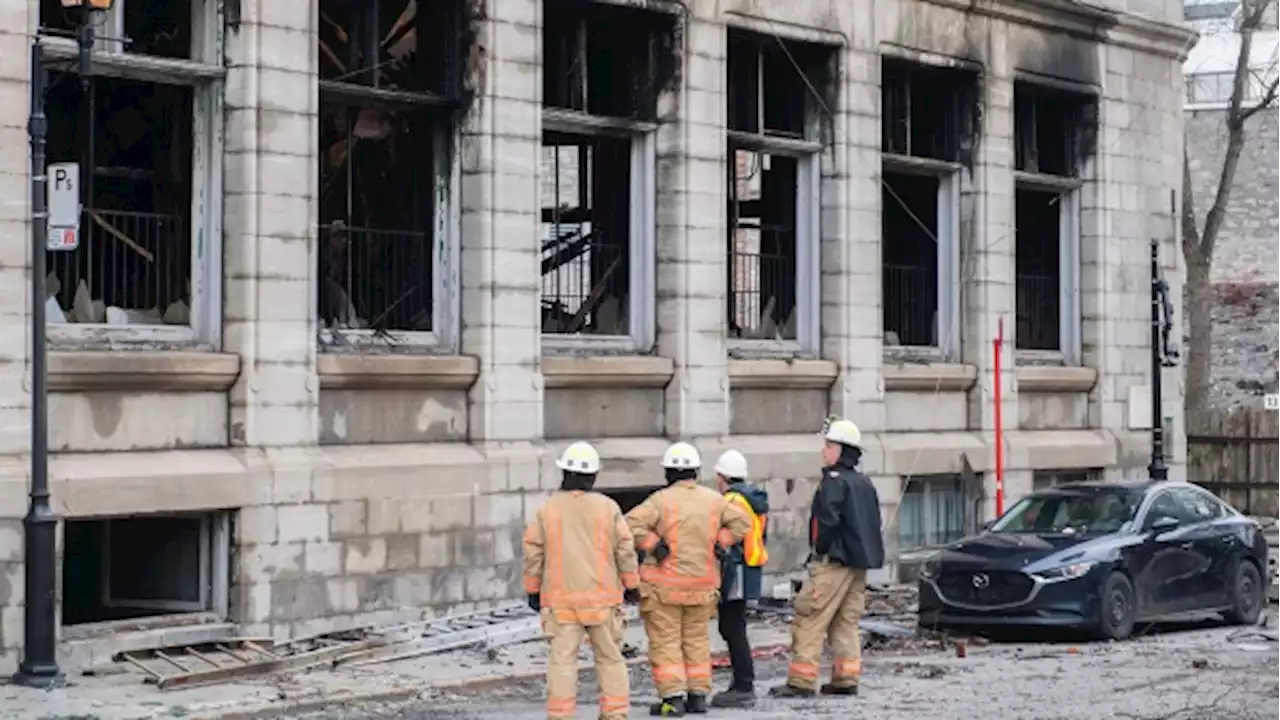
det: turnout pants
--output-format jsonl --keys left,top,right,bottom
{"left": 717, "top": 599, "right": 754, "bottom": 690}
{"left": 786, "top": 561, "right": 867, "bottom": 691}
{"left": 642, "top": 599, "right": 717, "bottom": 698}
{"left": 542, "top": 608, "right": 630, "bottom": 720}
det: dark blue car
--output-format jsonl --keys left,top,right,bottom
{"left": 917, "top": 480, "right": 1270, "bottom": 640}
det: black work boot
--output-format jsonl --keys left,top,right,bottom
{"left": 710, "top": 686, "right": 756, "bottom": 708}
{"left": 650, "top": 696, "right": 686, "bottom": 717}
{"left": 685, "top": 693, "right": 708, "bottom": 714}
{"left": 768, "top": 683, "right": 816, "bottom": 698}
{"left": 820, "top": 683, "right": 859, "bottom": 696}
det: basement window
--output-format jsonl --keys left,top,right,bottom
{"left": 899, "top": 473, "right": 982, "bottom": 551}
{"left": 38, "top": 0, "right": 221, "bottom": 347}
{"left": 880, "top": 59, "right": 975, "bottom": 355}
{"left": 1013, "top": 81, "right": 1094, "bottom": 359}
{"left": 726, "top": 30, "right": 831, "bottom": 350}
{"left": 540, "top": 0, "right": 666, "bottom": 348}
{"left": 317, "top": 0, "right": 464, "bottom": 348}
{"left": 62, "top": 513, "right": 229, "bottom": 626}
{"left": 1032, "top": 468, "right": 1097, "bottom": 491}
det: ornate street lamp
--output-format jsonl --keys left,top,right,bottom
{"left": 14, "top": 0, "right": 115, "bottom": 689}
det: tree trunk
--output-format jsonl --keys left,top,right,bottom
{"left": 1183, "top": 251, "right": 1213, "bottom": 410}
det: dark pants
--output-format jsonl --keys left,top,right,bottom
{"left": 717, "top": 599, "right": 753, "bottom": 690}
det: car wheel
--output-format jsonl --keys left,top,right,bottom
{"left": 1223, "top": 560, "right": 1263, "bottom": 626}
{"left": 1097, "top": 572, "right": 1136, "bottom": 641}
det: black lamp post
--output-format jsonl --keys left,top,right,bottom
{"left": 14, "top": 0, "right": 111, "bottom": 689}
{"left": 1148, "top": 236, "right": 1180, "bottom": 482}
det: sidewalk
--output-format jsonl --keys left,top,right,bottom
{"left": 1, "top": 616, "right": 796, "bottom": 719}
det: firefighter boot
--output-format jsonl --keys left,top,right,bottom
{"left": 685, "top": 692, "right": 708, "bottom": 714}
{"left": 769, "top": 683, "right": 817, "bottom": 699}
{"left": 650, "top": 696, "right": 686, "bottom": 717}
{"left": 821, "top": 683, "right": 859, "bottom": 696}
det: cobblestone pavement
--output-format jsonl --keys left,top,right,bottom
{"left": 293, "top": 614, "right": 1279, "bottom": 720}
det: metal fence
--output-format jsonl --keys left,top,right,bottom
{"left": 1015, "top": 272, "right": 1061, "bottom": 351}
{"left": 47, "top": 208, "right": 188, "bottom": 323}
{"left": 1188, "top": 407, "right": 1279, "bottom": 518}
{"left": 318, "top": 222, "right": 433, "bottom": 332}
{"left": 728, "top": 243, "right": 795, "bottom": 340}
{"left": 540, "top": 223, "right": 628, "bottom": 335}
{"left": 883, "top": 262, "right": 936, "bottom": 346}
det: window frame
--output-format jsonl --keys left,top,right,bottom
{"left": 39, "top": 0, "right": 224, "bottom": 349}
{"left": 898, "top": 473, "right": 982, "bottom": 552}
{"left": 539, "top": 109, "right": 658, "bottom": 353}
{"left": 1013, "top": 171, "right": 1083, "bottom": 364}
{"left": 880, "top": 154, "right": 961, "bottom": 359}
{"left": 314, "top": 1, "right": 462, "bottom": 352}
{"left": 724, "top": 131, "right": 822, "bottom": 357}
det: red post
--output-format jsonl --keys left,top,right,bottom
{"left": 993, "top": 318, "right": 1005, "bottom": 518}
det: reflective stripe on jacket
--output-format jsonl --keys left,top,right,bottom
{"left": 625, "top": 480, "right": 752, "bottom": 605}
{"left": 725, "top": 492, "right": 768, "bottom": 567}
{"left": 523, "top": 491, "right": 640, "bottom": 622}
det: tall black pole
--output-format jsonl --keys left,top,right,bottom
{"left": 15, "top": 37, "right": 62, "bottom": 688}
{"left": 1148, "top": 237, "right": 1168, "bottom": 482}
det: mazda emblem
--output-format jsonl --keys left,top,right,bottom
{"left": 972, "top": 573, "right": 990, "bottom": 589}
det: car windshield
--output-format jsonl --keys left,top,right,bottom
{"left": 990, "top": 490, "right": 1140, "bottom": 535}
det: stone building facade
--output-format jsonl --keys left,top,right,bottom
{"left": 0, "top": 0, "right": 1191, "bottom": 671}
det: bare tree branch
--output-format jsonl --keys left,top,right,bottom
{"left": 1196, "top": 0, "right": 1276, "bottom": 259}
{"left": 1239, "top": 76, "right": 1280, "bottom": 122}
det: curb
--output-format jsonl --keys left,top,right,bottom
{"left": 199, "top": 645, "right": 792, "bottom": 719}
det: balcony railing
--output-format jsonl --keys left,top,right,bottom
{"left": 728, "top": 248, "right": 795, "bottom": 340}
{"left": 318, "top": 222, "right": 434, "bottom": 332}
{"left": 540, "top": 222, "right": 628, "bottom": 335}
{"left": 883, "top": 263, "right": 938, "bottom": 347}
{"left": 1016, "top": 273, "right": 1061, "bottom": 351}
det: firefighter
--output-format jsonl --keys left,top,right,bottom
{"left": 627, "top": 442, "right": 752, "bottom": 717}
{"left": 770, "top": 417, "right": 885, "bottom": 699}
{"left": 709, "top": 449, "right": 770, "bottom": 709}
{"left": 523, "top": 441, "right": 641, "bottom": 720}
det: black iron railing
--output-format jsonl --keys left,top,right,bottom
{"left": 46, "top": 209, "right": 189, "bottom": 323}
{"left": 1015, "top": 272, "right": 1061, "bottom": 351}
{"left": 728, "top": 247, "right": 795, "bottom": 340}
{"left": 883, "top": 262, "right": 937, "bottom": 347}
{"left": 318, "top": 222, "right": 434, "bottom": 332}
{"left": 540, "top": 223, "right": 628, "bottom": 335}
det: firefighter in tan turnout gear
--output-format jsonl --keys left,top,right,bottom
{"left": 523, "top": 441, "right": 641, "bottom": 720}
{"left": 626, "top": 442, "right": 752, "bottom": 717}
{"left": 770, "top": 417, "right": 885, "bottom": 699}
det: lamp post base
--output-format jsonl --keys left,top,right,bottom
{"left": 12, "top": 663, "right": 64, "bottom": 689}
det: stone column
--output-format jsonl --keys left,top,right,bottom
{"left": 825, "top": 40, "right": 886, "bottom": 435}
{"left": 656, "top": 14, "right": 729, "bottom": 441}
{"left": 963, "top": 30, "right": 1017, "bottom": 517}
{"left": 0, "top": 0, "right": 34, "bottom": 675}
{"left": 460, "top": 0, "right": 544, "bottom": 444}
{"left": 222, "top": 0, "right": 320, "bottom": 448}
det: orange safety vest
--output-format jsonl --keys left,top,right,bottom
{"left": 725, "top": 492, "right": 768, "bottom": 567}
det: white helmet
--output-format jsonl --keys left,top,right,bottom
{"left": 661, "top": 442, "right": 702, "bottom": 470}
{"left": 822, "top": 416, "right": 862, "bottom": 448}
{"left": 714, "top": 450, "right": 749, "bottom": 479}
{"left": 556, "top": 441, "right": 601, "bottom": 474}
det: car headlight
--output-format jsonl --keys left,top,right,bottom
{"left": 1034, "top": 562, "right": 1095, "bottom": 582}
{"left": 918, "top": 553, "right": 941, "bottom": 579}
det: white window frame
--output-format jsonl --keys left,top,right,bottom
{"left": 540, "top": 109, "right": 657, "bottom": 353}
{"left": 726, "top": 132, "right": 822, "bottom": 357}
{"left": 40, "top": 0, "right": 225, "bottom": 349}
{"left": 315, "top": 110, "right": 459, "bottom": 352}
{"left": 880, "top": 154, "right": 961, "bottom": 359}
{"left": 1013, "top": 172, "right": 1083, "bottom": 365}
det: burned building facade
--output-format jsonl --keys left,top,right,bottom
{"left": 0, "top": 0, "right": 1192, "bottom": 670}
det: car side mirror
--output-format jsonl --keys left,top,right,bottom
{"left": 1149, "top": 516, "right": 1180, "bottom": 533}
{"left": 980, "top": 519, "right": 995, "bottom": 532}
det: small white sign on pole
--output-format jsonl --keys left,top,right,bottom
{"left": 47, "top": 161, "right": 81, "bottom": 251}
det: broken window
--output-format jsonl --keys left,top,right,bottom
{"left": 39, "top": 0, "right": 193, "bottom": 59}
{"left": 899, "top": 474, "right": 982, "bottom": 551}
{"left": 726, "top": 30, "right": 831, "bottom": 346}
{"left": 39, "top": 0, "right": 219, "bottom": 340}
{"left": 1013, "top": 82, "right": 1094, "bottom": 356}
{"left": 880, "top": 59, "right": 975, "bottom": 354}
{"left": 540, "top": 0, "right": 670, "bottom": 342}
{"left": 62, "top": 513, "right": 228, "bottom": 625}
{"left": 318, "top": 0, "right": 463, "bottom": 341}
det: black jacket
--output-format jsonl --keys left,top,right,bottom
{"left": 718, "top": 482, "right": 770, "bottom": 602}
{"left": 809, "top": 462, "right": 885, "bottom": 569}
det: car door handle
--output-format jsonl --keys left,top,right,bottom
{"left": 1179, "top": 542, "right": 1194, "bottom": 550}
{"left": 1220, "top": 536, "right": 1234, "bottom": 544}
